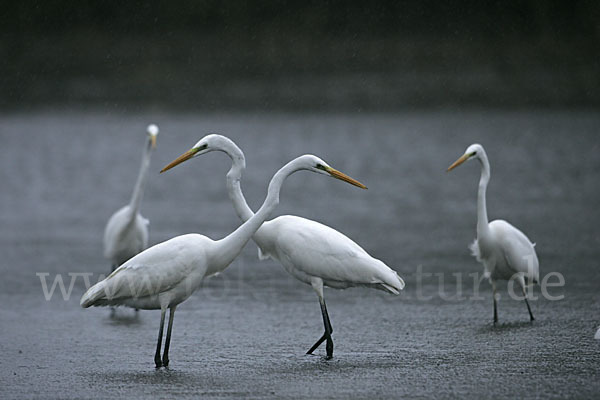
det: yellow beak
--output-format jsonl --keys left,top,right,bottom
{"left": 150, "top": 134, "right": 157, "bottom": 149}
{"left": 447, "top": 153, "right": 470, "bottom": 172}
{"left": 161, "top": 150, "right": 367, "bottom": 190}
{"left": 327, "top": 167, "right": 368, "bottom": 189}
{"left": 160, "top": 148, "right": 198, "bottom": 173}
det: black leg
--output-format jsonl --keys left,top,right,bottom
{"left": 492, "top": 281, "right": 498, "bottom": 325}
{"left": 493, "top": 297, "right": 498, "bottom": 324}
{"left": 162, "top": 306, "right": 176, "bottom": 367}
{"left": 322, "top": 301, "right": 334, "bottom": 359}
{"left": 324, "top": 304, "right": 333, "bottom": 334}
{"left": 522, "top": 287, "right": 535, "bottom": 321}
{"left": 307, "top": 334, "right": 327, "bottom": 355}
{"left": 155, "top": 308, "right": 166, "bottom": 368}
{"left": 306, "top": 299, "right": 334, "bottom": 359}
{"left": 110, "top": 264, "right": 118, "bottom": 315}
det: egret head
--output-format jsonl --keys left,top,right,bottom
{"left": 447, "top": 143, "right": 485, "bottom": 171}
{"left": 146, "top": 124, "right": 159, "bottom": 149}
{"left": 160, "top": 134, "right": 228, "bottom": 173}
{"left": 295, "top": 155, "right": 367, "bottom": 189}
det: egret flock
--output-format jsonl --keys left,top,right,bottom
{"left": 82, "top": 127, "right": 541, "bottom": 367}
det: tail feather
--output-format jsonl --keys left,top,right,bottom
{"left": 393, "top": 271, "right": 405, "bottom": 291}
{"left": 380, "top": 270, "right": 405, "bottom": 294}
{"left": 80, "top": 281, "right": 108, "bottom": 308}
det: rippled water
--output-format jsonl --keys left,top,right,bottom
{"left": 1, "top": 110, "right": 599, "bottom": 398}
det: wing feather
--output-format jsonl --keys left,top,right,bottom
{"left": 262, "top": 216, "right": 403, "bottom": 291}
{"left": 82, "top": 234, "right": 207, "bottom": 307}
{"left": 490, "top": 220, "right": 539, "bottom": 283}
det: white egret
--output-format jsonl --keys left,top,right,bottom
{"left": 595, "top": 327, "right": 600, "bottom": 340}
{"left": 447, "top": 143, "right": 539, "bottom": 324}
{"left": 103, "top": 124, "right": 159, "bottom": 271}
{"left": 81, "top": 144, "right": 366, "bottom": 368}
{"left": 186, "top": 135, "right": 405, "bottom": 359}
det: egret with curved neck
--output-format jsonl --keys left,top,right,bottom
{"left": 81, "top": 147, "right": 365, "bottom": 368}
{"left": 448, "top": 143, "right": 539, "bottom": 324}
{"left": 103, "top": 124, "right": 159, "bottom": 271}
{"left": 179, "top": 134, "right": 405, "bottom": 359}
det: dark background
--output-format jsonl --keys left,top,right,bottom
{"left": 1, "top": 0, "right": 599, "bottom": 110}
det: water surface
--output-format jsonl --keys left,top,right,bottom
{"left": 1, "top": 110, "right": 599, "bottom": 398}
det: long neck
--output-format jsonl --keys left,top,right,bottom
{"left": 224, "top": 144, "right": 255, "bottom": 222}
{"left": 212, "top": 160, "right": 295, "bottom": 268}
{"left": 476, "top": 151, "right": 491, "bottom": 238}
{"left": 128, "top": 140, "right": 152, "bottom": 216}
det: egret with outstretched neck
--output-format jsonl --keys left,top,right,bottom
{"left": 103, "top": 124, "right": 158, "bottom": 271}
{"left": 81, "top": 144, "right": 366, "bottom": 368}
{"left": 448, "top": 143, "right": 539, "bottom": 324}
{"left": 179, "top": 134, "right": 405, "bottom": 359}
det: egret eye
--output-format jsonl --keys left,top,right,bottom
{"left": 470, "top": 151, "right": 477, "bottom": 157}
{"left": 315, "top": 164, "right": 327, "bottom": 171}
{"left": 197, "top": 144, "right": 208, "bottom": 151}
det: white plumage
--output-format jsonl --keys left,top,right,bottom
{"left": 448, "top": 143, "right": 539, "bottom": 324}
{"left": 469, "top": 220, "right": 539, "bottom": 285}
{"left": 258, "top": 215, "right": 403, "bottom": 294}
{"left": 103, "top": 124, "right": 158, "bottom": 269}
{"left": 83, "top": 234, "right": 211, "bottom": 310}
{"left": 103, "top": 207, "right": 149, "bottom": 268}
{"left": 189, "top": 135, "right": 404, "bottom": 359}
{"left": 82, "top": 146, "right": 366, "bottom": 368}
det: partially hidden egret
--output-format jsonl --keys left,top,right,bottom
{"left": 81, "top": 145, "right": 366, "bottom": 368}
{"left": 185, "top": 135, "right": 405, "bottom": 359}
{"left": 447, "top": 143, "right": 539, "bottom": 324}
{"left": 103, "top": 124, "right": 159, "bottom": 271}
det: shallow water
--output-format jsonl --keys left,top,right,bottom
{"left": 1, "top": 110, "right": 599, "bottom": 398}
